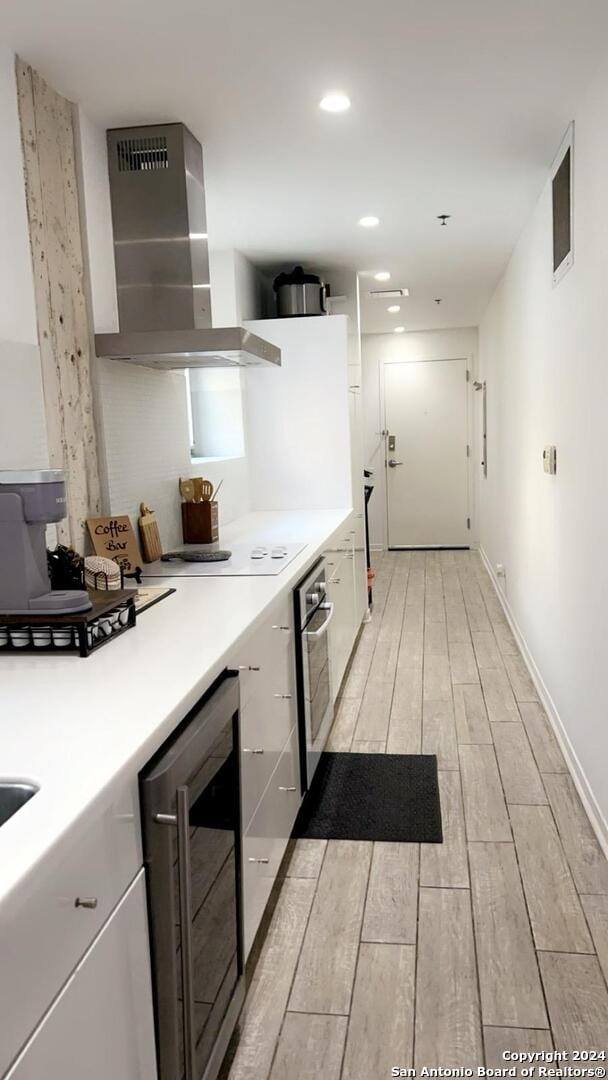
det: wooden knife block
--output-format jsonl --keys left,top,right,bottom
{"left": 181, "top": 501, "right": 219, "bottom": 544}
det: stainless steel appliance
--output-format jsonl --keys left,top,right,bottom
{"left": 96, "top": 123, "right": 280, "bottom": 370}
{"left": 273, "top": 266, "right": 329, "bottom": 317}
{"left": 293, "top": 558, "right": 335, "bottom": 792}
{"left": 0, "top": 469, "right": 91, "bottom": 615}
{"left": 140, "top": 672, "right": 244, "bottom": 1080}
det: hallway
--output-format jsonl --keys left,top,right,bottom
{"left": 225, "top": 549, "right": 608, "bottom": 1078}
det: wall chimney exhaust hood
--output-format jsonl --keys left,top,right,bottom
{"left": 95, "top": 123, "right": 280, "bottom": 370}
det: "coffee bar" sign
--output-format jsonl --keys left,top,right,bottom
{"left": 86, "top": 515, "right": 142, "bottom": 574}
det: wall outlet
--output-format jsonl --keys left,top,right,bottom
{"left": 543, "top": 445, "right": 557, "bottom": 474}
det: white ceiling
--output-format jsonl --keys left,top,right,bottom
{"left": 4, "top": 0, "right": 608, "bottom": 333}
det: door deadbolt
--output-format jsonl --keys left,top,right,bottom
{"left": 388, "top": 434, "right": 396, "bottom": 451}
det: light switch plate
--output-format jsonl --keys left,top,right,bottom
{"left": 543, "top": 445, "right": 557, "bottom": 474}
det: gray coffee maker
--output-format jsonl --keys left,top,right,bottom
{"left": 0, "top": 470, "right": 91, "bottom": 615}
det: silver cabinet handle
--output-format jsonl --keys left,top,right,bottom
{"left": 248, "top": 857, "right": 270, "bottom": 864}
{"left": 237, "top": 665, "right": 260, "bottom": 671}
{"left": 273, "top": 693, "right": 292, "bottom": 699}
{"left": 243, "top": 748, "right": 265, "bottom": 754}
{"left": 388, "top": 459, "right": 403, "bottom": 468}
{"left": 330, "top": 577, "right": 341, "bottom": 584}
{"left": 271, "top": 625, "right": 290, "bottom": 631}
{"left": 74, "top": 897, "right": 98, "bottom": 909}
{"left": 176, "top": 786, "right": 195, "bottom": 1080}
{"left": 153, "top": 812, "right": 178, "bottom": 825}
{"left": 278, "top": 786, "right": 297, "bottom": 792}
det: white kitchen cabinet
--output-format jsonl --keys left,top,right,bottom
{"left": 242, "top": 723, "right": 300, "bottom": 957}
{"left": 230, "top": 589, "right": 301, "bottom": 958}
{"left": 348, "top": 380, "right": 369, "bottom": 627}
{"left": 5, "top": 872, "right": 157, "bottom": 1080}
{"left": 0, "top": 775, "right": 142, "bottom": 1077}
{"left": 232, "top": 592, "right": 296, "bottom": 833}
{"left": 325, "top": 511, "right": 366, "bottom": 696}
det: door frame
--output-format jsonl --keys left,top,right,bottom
{"left": 382, "top": 355, "right": 474, "bottom": 550}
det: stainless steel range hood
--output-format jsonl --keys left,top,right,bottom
{"left": 94, "top": 123, "right": 280, "bottom": 369}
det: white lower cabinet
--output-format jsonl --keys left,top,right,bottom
{"left": 233, "top": 532, "right": 366, "bottom": 960}
{"left": 5, "top": 871, "right": 157, "bottom": 1080}
{"left": 242, "top": 724, "right": 300, "bottom": 957}
{"left": 325, "top": 512, "right": 367, "bottom": 697}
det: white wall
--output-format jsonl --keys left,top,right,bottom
{"left": 76, "top": 108, "right": 118, "bottom": 334}
{"left": 94, "top": 360, "right": 251, "bottom": 548}
{"left": 478, "top": 62, "right": 608, "bottom": 838}
{"left": 362, "top": 327, "right": 479, "bottom": 550}
{"left": 209, "top": 248, "right": 273, "bottom": 325}
{"left": 0, "top": 48, "right": 49, "bottom": 474}
{"left": 0, "top": 48, "right": 37, "bottom": 347}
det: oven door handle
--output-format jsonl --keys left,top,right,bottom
{"left": 304, "top": 601, "right": 335, "bottom": 638}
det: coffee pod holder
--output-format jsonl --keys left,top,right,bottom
{"left": 0, "top": 590, "right": 136, "bottom": 658}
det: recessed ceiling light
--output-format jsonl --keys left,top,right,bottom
{"left": 374, "top": 271, "right": 391, "bottom": 281}
{"left": 358, "top": 216, "right": 379, "bottom": 228}
{"left": 387, "top": 305, "right": 401, "bottom": 313}
{"left": 319, "top": 91, "right": 351, "bottom": 113}
{"left": 394, "top": 326, "right": 405, "bottom": 334}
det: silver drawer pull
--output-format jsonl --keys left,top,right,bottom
{"left": 153, "top": 812, "right": 178, "bottom": 825}
{"left": 271, "top": 625, "right": 290, "bottom": 631}
{"left": 248, "top": 857, "right": 270, "bottom": 864}
{"left": 331, "top": 578, "right": 341, "bottom": 584}
{"left": 243, "top": 748, "right": 265, "bottom": 755}
{"left": 273, "top": 693, "right": 292, "bottom": 699}
{"left": 74, "top": 897, "right": 98, "bottom": 910}
{"left": 237, "top": 665, "right": 260, "bottom": 672}
{"left": 278, "top": 786, "right": 297, "bottom": 792}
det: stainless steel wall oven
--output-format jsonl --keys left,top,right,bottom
{"left": 140, "top": 671, "right": 244, "bottom": 1080}
{"left": 294, "top": 558, "right": 335, "bottom": 792}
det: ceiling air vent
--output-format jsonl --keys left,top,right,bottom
{"left": 116, "top": 135, "right": 169, "bottom": 173}
{"left": 369, "top": 288, "right": 409, "bottom": 299}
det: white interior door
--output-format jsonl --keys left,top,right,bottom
{"left": 384, "top": 358, "right": 470, "bottom": 547}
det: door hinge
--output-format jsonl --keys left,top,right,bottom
{"left": 466, "top": 444, "right": 471, "bottom": 457}
{"left": 466, "top": 369, "right": 470, "bottom": 382}
{"left": 467, "top": 517, "right": 471, "bottom": 530}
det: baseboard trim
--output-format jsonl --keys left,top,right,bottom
{"left": 479, "top": 546, "right": 608, "bottom": 858}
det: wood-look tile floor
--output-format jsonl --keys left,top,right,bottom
{"left": 224, "top": 550, "right": 608, "bottom": 1079}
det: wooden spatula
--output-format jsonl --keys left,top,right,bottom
{"left": 200, "top": 479, "right": 214, "bottom": 501}
{"left": 179, "top": 477, "right": 196, "bottom": 502}
{"left": 138, "top": 503, "right": 163, "bottom": 563}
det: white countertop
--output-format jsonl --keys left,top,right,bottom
{"left": 0, "top": 509, "right": 349, "bottom": 909}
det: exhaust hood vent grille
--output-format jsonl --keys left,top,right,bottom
{"left": 116, "top": 136, "right": 169, "bottom": 173}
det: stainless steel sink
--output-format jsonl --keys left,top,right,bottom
{"left": 0, "top": 782, "right": 38, "bottom": 827}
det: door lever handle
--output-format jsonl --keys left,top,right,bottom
{"left": 388, "top": 459, "right": 403, "bottom": 468}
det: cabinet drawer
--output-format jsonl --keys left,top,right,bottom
{"left": 0, "top": 776, "right": 142, "bottom": 1076}
{"left": 240, "top": 687, "right": 296, "bottom": 830}
{"left": 233, "top": 597, "right": 293, "bottom": 709}
{"left": 242, "top": 724, "right": 301, "bottom": 957}
{"left": 5, "top": 872, "right": 156, "bottom": 1080}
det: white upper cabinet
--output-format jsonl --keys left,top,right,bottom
{"left": 244, "top": 315, "right": 353, "bottom": 512}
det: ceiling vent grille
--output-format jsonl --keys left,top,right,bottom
{"left": 116, "top": 136, "right": 169, "bottom": 173}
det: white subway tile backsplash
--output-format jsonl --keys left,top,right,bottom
{"left": 95, "top": 358, "right": 251, "bottom": 551}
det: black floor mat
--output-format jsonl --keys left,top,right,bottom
{"left": 293, "top": 752, "right": 442, "bottom": 843}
